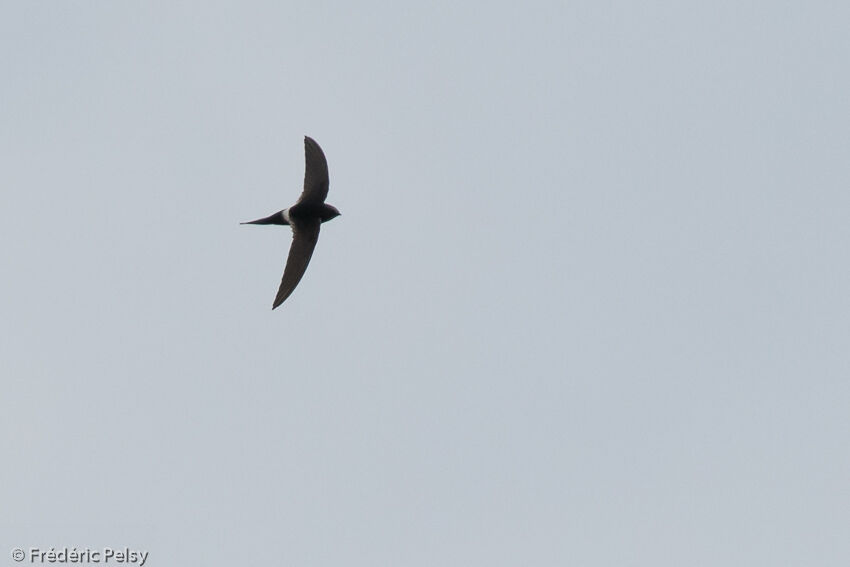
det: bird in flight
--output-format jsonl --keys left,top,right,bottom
{"left": 242, "top": 136, "right": 341, "bottom": 309}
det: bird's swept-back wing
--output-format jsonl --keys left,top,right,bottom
{"left": 297, "top": 136, "right": 329, "bottom": 205}
{"left": 272, "top": 217, "right": 322, "bottom": 309}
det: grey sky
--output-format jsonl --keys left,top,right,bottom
{"left": 2, "top": 2, "right": 848, "bottom": 566}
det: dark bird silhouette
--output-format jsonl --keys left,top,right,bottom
{"left": 242, "top": 136, "right": 340, "bottom": 309}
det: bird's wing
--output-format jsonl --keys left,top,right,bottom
{"left": 296, "top": 136, "right": 329, "bottom": 205}
{"left": 272, "top": 217, "right": 322, "bottom": 309}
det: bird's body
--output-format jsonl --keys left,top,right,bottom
{"left": 242, "top": 136, "right": 340, "bottom": 309}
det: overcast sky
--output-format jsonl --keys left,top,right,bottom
{"left": 2, "top": 2, "right": 848, "bottom": 566}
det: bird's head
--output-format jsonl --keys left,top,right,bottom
{"left": 322, "top": 204, "right": 341, "bottom": 222}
